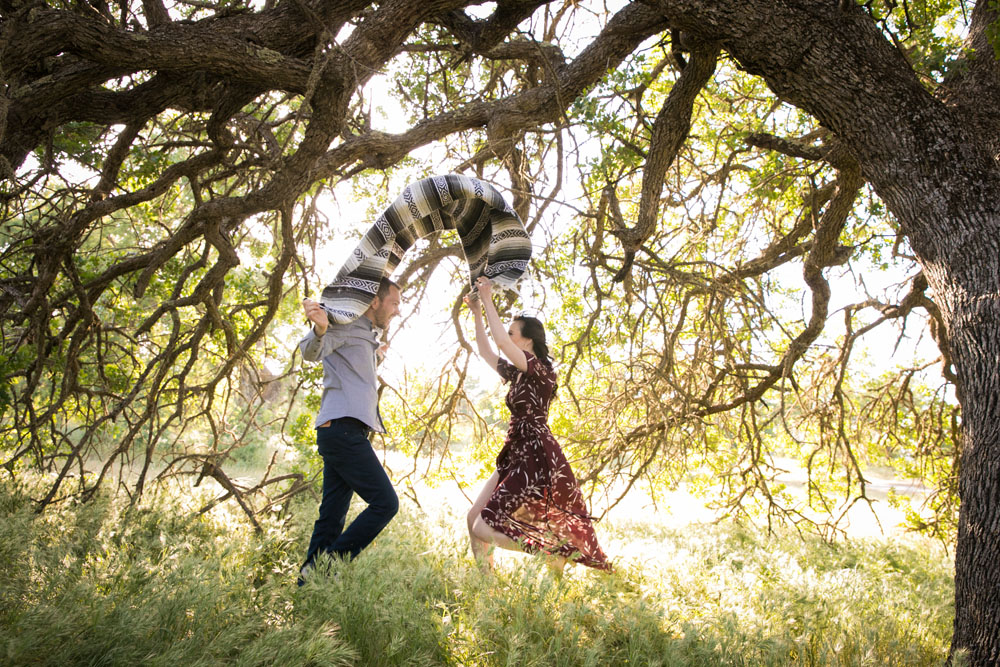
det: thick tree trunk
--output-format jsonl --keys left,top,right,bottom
{"left": 948, "top": 289, "right": 1000, "bottom": 663}
{"left": 867, "top": 163, "right": 1000, "bottom": 667}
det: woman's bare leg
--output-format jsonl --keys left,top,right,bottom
{"left": 467, "top": 473, "right": 570, "bottom": 574}
{"left": 471, "top": 514, "right": 521, "bottom": 551}
{"left": 467, "top": 472, "right": 500, "bottom": 569}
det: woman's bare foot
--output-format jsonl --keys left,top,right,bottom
{"left": 470, "top": 535, "right": 495, "bottom": 571}
{"left": 545, "top": 555, "right": 567, "bottom": 577}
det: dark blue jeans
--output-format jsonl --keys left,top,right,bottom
{"left": 302, "top": 418, "right": 399, "bottom": 569}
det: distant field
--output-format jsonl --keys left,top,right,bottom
{"left": 379, "top": 449, "right": 934, "bottom": 542}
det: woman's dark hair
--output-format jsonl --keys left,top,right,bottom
{"left": 514, "top": 315, "right": 558, "bottom": 399}
{"left": 513, "top": 315, "right": 550, "bottom": 365}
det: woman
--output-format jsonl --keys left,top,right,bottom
{"left": 465, "top": 276, "right": 612, "bottom": 572}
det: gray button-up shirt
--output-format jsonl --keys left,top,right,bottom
{"left": 299, "top": 315, "right": 386, "bottom": 433}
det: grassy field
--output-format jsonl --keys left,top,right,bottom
{"left": 0, "top": 475, "right": 954, "bottom": 666}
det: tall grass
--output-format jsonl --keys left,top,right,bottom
{"left": 0, "top": 477, "right": 954, "bottom": 666}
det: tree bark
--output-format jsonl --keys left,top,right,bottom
{"left": 950, "top": 293, "right": 1000, "bottom": 662}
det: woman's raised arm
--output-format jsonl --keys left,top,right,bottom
{"left": 465, "top": 292, "right": 500, "bottom": 369}
{"left": 476, "top": 278, "right": 527, "bottom": 372}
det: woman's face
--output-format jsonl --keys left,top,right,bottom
{"left": 508, "top": 320, "right": 534, "bottom": 353}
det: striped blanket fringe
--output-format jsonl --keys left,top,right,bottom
{"left": 319, "top": 174, "right": 532, "bottom": 324}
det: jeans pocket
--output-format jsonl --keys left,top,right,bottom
{"left": 317, "top": 419, "right": 369, "bottom": 454}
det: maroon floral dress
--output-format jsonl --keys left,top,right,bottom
{"left": 480, "top": 352, "right": 612, "bottom": 570}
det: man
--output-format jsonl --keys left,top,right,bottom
{"left": 298, "top": 277, "right": 402, "bottom": 583}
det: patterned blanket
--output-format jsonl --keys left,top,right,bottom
{"left": 319, "top": 174, "right": 532, "bottom": 324}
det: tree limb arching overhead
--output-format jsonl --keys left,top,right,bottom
{"left": 3, "top": 0, "right": 1000, "bottom": 660}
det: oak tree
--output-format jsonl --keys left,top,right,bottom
{"left": 2, "top": 0, "right": 998, "bottom": 659}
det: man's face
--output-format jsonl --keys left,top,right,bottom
{"left": 370, "top": 286, "right": 401, "bottom": 329}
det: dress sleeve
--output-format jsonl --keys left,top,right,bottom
{"left": 522, "top": 352, "right": 556, "bottom": 394}
{"left": 522, "top": 352, "right": 543, "bottom": 377}
{"left": 494, "top": 357, "right": 520, "bottom": 383}
{"left": 496, "top": 352, "right": 555, "bottom": 387}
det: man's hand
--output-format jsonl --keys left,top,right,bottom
{"left": 303, "top": 298, "right": 328, "bottom": 335}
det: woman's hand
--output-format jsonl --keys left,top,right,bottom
{"left": 475, "top": 276, "right": 493, "bottom": 300}
{"left": 463, "top": 292, "right": 480, "bottom": 308}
